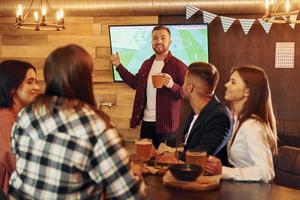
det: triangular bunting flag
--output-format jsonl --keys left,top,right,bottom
{"left": 220, "top": 16, "right": 235, "bottom": 32}
{"left": 186, "top": 4, "right": 200, "bottom": 19}
{"left": 258, "top": 19, "right": 272, "bottom": 34}
{"left": 203, "top": 11, "right": 217, "bottom": 24}
{"left": 239, "top": 19, "right": 255, "bottom": 34}
{"left": 289, "top": 14, "right": 298, "bottom": 29}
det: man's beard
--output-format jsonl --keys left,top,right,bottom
{"left": 153, "top": 45, "right": 168, "bottom": 55}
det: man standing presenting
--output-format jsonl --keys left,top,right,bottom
{"left": 111, "top": 26, "right": 187, "bottom": 148}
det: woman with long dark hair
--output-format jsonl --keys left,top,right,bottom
{"left": 206, "top": 65, "right": 277, "bottom": 182}
{"left": 0, "top": 60, "right": 39, "bottom": 192}
{"left": 8, "top": 44, "right": 148, "bottom": 199}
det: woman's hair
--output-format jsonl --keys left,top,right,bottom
{"left": 33, "top": 44, "right": 114, "bottom": 133}
{"left": 231, "top": 65, "right": 277, "bottom": 155}
{"left": 43, "top": 44, "right": 95, "bottom": 106}
{"left": 0, "top": 60, "right": 36, "bottom": 108}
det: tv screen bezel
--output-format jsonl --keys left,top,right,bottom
{"left": 108, "top": 23, "right": 210, "bottom": 82}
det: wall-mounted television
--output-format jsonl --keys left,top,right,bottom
{"left": 109, "top": 24, "right": 209, "bottom": 81}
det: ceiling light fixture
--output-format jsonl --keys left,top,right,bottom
{"left": 15, "top": 0, "right": 65, "bottom": 31}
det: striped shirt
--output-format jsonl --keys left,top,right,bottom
{"left": 8, "top": 96, "right": 142, "bottom": 200}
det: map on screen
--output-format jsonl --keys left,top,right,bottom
{"left": 109, "top": 24, "right": 209, "bottom": 81}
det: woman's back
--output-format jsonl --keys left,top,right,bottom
{"left": 9, "top": 96, "right": 138, "bottom": 199}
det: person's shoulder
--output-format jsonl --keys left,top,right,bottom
{"left": 239, "top": 118, "right": 271, "bottom": 142}
{"left": 142, "top": 54, "right": 155, "bottom": 64}
{"left": 170, "top": 55, "right": 187, "bottom": 66}
{"left": 0, "top": 108, "right": 15, "bottom": 119}
{"left": 215, "top": 102, "right": 230, "bottom": 112}
{"left": 243, "top": 116, "right": 263, "bottom": 127}
{"left": 0, "top": 108, "right": 16, "bottom": 128}
{"left": 204, "top": 105, "right": 231, "bottom": 127}
{"left": 240, "top": 117, "right": 266, "bottom": 134}
{"left": 212, "top": 100, "right": 231, "bottom": 117}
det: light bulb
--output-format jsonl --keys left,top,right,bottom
{"left": 34, "top": 11, "right": 39, "bottom": 22}
{"left": 286, "top": 0, "right": 291, "bottom": 12}
{"left": 16, "top": 4, "right": 23, "bottom": 16}
{"left": 265, "top": 0, "right": 270, "bottom": 9}
{"left": 42, "top": 6, "right": 47, "bottom": 16}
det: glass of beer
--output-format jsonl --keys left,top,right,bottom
{"left": 186, "top": 149, "right": 207, "bottom": 170}
{"left": 152, "top": 73, "right": 164, "bottom": 88}
{"left": 135, "top": 139, "right": 154, "bottom": 161}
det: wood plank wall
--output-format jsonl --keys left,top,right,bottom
{"left": 0, "top": 16, "right": 158, "bottom": 141}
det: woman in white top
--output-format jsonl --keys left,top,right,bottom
{"left": 205, "top": 65, "right": 277, "bottom": 182}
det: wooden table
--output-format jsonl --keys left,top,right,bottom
{"left": 145, "top": 175, "right": 300, "bottom": 200}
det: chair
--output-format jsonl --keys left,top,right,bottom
{"left": 278, "top": 132, "right": 300, "bottom": 148}
{"left": 273, "top": 145, "right": 300, "bottom": 190}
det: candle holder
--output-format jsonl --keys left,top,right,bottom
{"left": 14, "top": 0, "right": 65, "bottom": 31}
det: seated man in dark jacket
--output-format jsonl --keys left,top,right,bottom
{"left": 180, "top": 62, "right": 232, "bottom": 165}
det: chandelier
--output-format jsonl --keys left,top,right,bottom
{"left": 263, "top": 0, "right": 300, "bottom": 24}
{"left": 15, "top": 0, "right": 65, "bottom": 31}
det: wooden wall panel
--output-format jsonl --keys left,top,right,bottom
{"left": 92, "top": 70, "right": 113, "bottom": 82}
{"left": 94, "top": 16, "right": 158, "bottom": 24}
{"left": 2, "top": 34, "right": 48, "bottom": 46}
{"left": 112, "top": 118, "right": 131, "bottom": 129}
{"left": 95, "top": 94, "right": 117, "bottom": 108}
{"left": 102, "top": 105, "right": 133, "bottom": 118}
{"left": 48, "top": 34, "right": 109, "bottom": 47}
{"left": 117, "top": 93, "right": 135, "bottom": 106}
{"left": 0, "top": 16, "right": 158, "bottom": 141}
{"left": 0, "top": 17, "right": 15, "bottom": 24}
{"left": 1, "top": 45, "right": 56, "bottom": 58}
{"left": 93, "top": 58, "right": 111, "bottom": 70}
{"left": 96, "top": 47, "right": 111, "bottom": 58}
{"left": 93, "top": 83, "right": 118, "bottom": 94}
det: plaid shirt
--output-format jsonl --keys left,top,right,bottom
{"left": 8, "top": 96, "right": 142, "bottom": 200}
{"left": 116, "top": 52, "right": 188, "bottom": 134}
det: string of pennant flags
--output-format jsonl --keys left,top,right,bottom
{"left": 185, "top": 4, "right": 298, "bottom": 34}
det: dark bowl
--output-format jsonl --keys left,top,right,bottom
{"left": 169, "top": 164, "right": 203, "bottom": 181}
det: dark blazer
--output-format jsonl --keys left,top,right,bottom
{"left": 181, "top": 96, "right": 232, "bottom": 164}
{"left": 116, "top": 52, "right": 187, "bottom": 134}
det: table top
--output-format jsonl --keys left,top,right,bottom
{"left": 145, "top": 175, "right": 300, "bottom": 200}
